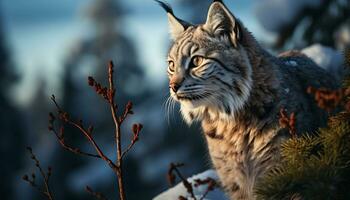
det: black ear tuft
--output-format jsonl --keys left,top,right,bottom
{"left": 155, "top": 0, "right": 191, "bottom": 40}
{"left": 154, "top": 0, "right": 174, "bottom": 14}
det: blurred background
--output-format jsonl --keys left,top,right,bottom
{"left": 0, "top": 0, "right": 349, "bottom": 199}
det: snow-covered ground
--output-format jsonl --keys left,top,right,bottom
{"left": 154, "top": 170, "right": 228, "bottom": 200}
{"left": 302, "top": 44, "right": 344, "bottom": 81}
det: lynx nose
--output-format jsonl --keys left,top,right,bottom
{"left": 169, "top": 83, "right": 181, "bottom": 93}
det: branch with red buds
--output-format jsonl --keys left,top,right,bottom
{"left": 122, "top": 123, "right": 143, "bottom": 159}
{"left": 22, "top": 147, "right": 54, "bottom": 200}
{"left": 279, "top": 108, "right": 297, "bottom": 138}
{"left": 47, "top": 61, "right": 142, "bottom": 200}
{"left": 307, "top": 87, "right": 345, "bottom": 112}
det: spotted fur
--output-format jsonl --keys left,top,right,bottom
{"left": 159, "top": 1, "right": 338, "bottom": 199}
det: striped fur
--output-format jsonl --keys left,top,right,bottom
{"left": 160, "top": 1, "right": 337, "bottom": 199}
{"left": 168, "top": 25, "right": 253, "bottom": 123}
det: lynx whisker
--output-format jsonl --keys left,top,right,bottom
{"left": 164, "top": 95, "right": 176, "bottom": 125}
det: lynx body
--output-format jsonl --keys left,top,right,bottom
{"left": 159, "top": 0, "right": 336, "bottom": 199}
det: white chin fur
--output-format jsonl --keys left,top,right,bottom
{"left": 180, "top": 105, "right": 205, "bottom": 125}
{"left": 179, "top": 99, "right": 202, "bottom": 109}
{"left": 178, "top": 80, "right": 252, "bottom": 125}
{"left": 179, "top": 100, "right": 204, "bottom": 124}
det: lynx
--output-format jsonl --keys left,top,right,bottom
{"left": 158, "top": 0, "right": 337, "bottom": 199}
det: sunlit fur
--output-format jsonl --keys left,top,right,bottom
{"left": 161, "top": 1, "right": 337, "bottom": 199}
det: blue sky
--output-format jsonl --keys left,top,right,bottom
{"left": 1, "top": 0, "right": 264, "bottom": 105}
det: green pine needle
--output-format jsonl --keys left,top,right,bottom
{"left": 255, "top": 52, "right": 350, "bottom": 200}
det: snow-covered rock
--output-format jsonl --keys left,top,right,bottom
{"left": 302, "top": 44, "right": 344, "bottom": 81}
{"left": 154, "top": 170, "right": 228, "bottom": 200}
{"left": 255, "top": 0, "right": 321, "bottom": 32}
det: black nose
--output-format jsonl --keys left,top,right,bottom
{"left": 169, "top": 83, "right": 180, "bottom": 93}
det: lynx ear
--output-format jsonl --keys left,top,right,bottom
{"left": 156, "top": 0, "right": 191, "bottom": 40}
{"left": 204, "top": 1, "right": 241, "bottom": 46}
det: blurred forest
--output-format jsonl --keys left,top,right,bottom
{"left": 0, "top": 8, "right": 25, "bottom": 200}
{"left": 0, "top": 0, "right": 349, "bottom": 199}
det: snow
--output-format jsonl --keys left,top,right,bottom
{"left": 153, "top": 170, "right": 228, "bottom": 200}
{"left": 334, "top": 23, "right": 350, "bottom": 49}
{"left": 284, "top": 88, "right": 290, "bottom": 94}
{"left": 302, "top": 44, "right": 344, "bottom": 81}
{"left": 254, "top": 0, "right": 321, "bottom": 32}
{"left": 285, "top": 60, "right": 298, "bottom": 67}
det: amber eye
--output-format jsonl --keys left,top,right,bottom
{"left": 168, "top": 61, "right": 175, "bottom": 73}
{"left": 191, "top": 56, "right": 204, "bottom": 68}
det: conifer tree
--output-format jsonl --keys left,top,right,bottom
{"left": 0, "top": 8, "right": 25, "bottom": 200}
{"left": 257, "top": 0, "right": 350, "bottom": 49}
{"left": 255, "top": 49, "right": 350, "bottom": 200}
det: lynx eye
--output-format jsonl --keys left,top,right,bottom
{"left": 190, "top": 56, "right": 204, "bottom": 68}
{"left": 168, "top": 60, "right": 175, "bottom": 73}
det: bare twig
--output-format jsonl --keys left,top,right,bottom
{"left": 167, "top": 163, "right": 218, "bottom": 200}
{"left": 48, "top": 61, "right": 142, "bottom": 200}
{"left": 194, "top": 178, "right": 217, "bottom": 200}
{"left": 86, "top": 186, "right": 109, "bottom": 200}
{"left": 22, "top": 147, "right": 54, "bottom": 200}
{"left": 168, "top": 163, "right": 196, "bottom": 199}
{"left": 50, "top": 95, "right": 118, "bottom": 170}
{"left": 49, "top": 114, "right": 101, "bottom": 158}
{"left": 106, "top": 61, "right": 126, "bottom": 199}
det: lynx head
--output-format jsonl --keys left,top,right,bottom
{"left": 158, "top": 0, "right": 253, "bottom": 124}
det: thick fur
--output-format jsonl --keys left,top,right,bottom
{"left": 160, "top": 1, "right": 337, "bottom": 199}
